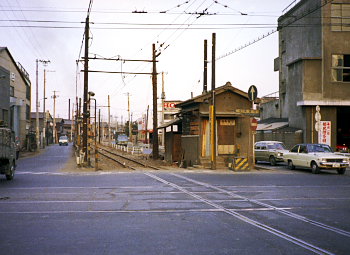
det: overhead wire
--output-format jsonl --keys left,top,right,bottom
{"left": 216, "top": 0, "right": 335, "bottom": 61}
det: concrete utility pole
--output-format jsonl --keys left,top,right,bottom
{"left": 35, "top": 59, "right": 50, "bottom": 151}
{"left": 152, "top": 44, "right": 159, "bottom": 159}
{"left": 83, "top": 16, "right": 90, "bottom": 164}
{"left": 52, "top": 91, "right": 59, "bottom": 143}
{"left": 210, "top": 33, "right": 217, "bottom": 170}
{"left": 35, "top": 60, "right": 39, "bottom": 151}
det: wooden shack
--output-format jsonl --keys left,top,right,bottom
{"left": 174, "top": 82, "right": 255, "bottom": 168}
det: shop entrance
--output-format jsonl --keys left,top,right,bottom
{"left": 336, "top": 107, "right": 350, "bottom": 152}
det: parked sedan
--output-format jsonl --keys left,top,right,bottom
{"left": 283, "top": 143, "right": 349, "bottom": 174}
{"left": 254, "top": 141, "right": 288, "bottom": 166}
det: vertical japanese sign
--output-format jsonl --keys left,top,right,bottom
{"left": 318, "top": 121, "right": 331, "bottom": 146}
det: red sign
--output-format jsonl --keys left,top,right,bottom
{"left": 164, "top": 102, "right": 176, "bottom": 108}
{"left": 251, "top": 118, "right": 258, "bottom": 131}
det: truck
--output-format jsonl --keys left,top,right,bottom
{"left": 0, "top": 127, "right": 16, "bottom": 180}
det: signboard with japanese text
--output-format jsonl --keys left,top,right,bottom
{"left": 318, "top": 121, "right": 331, "bottom": 146}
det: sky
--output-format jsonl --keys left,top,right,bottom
{"left": 0, "top": 0, "right": 297, "bottom": 123}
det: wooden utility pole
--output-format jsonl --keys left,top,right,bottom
{"left": 108, "top": 95, "right": 111, "bottom": 145}
{"left": 68, "top": 99, "right": 71, "bottom": 120}
{"left": 161, "top": 72, "right": 165, "bottom": 146}
{"left": 127, "top": 92, "right": 132, "bottom": 140}
{"left": 98, "top": 109, "right": 101, "bottom": 143}
{"left": 83, "top": 16, "right": 89, "bottom": 164}
{"left": 211, "top": 33, "right": 216, "bottom": 170}
{"left": 146, "top": 105, "right": 149, "bottom": 144}
{"left": 152, "top": 44, "right": 159, "bottom": 159}
{"left": 203, "top": 39, "right": 208, "bottom": 94}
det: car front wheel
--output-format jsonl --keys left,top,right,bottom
{"left": 288, "top": 160, "right": 295, "bottom": 170}
{"left": 269, "top": 156, "right": 276, "bottom": 166}
{"left": 337, "top": 168, "right": 346, "bottom": 175}
{"left": 311, "top": 162, "right": 320, "bottom": 174}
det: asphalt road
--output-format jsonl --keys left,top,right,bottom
{"left": 0, "top": 145, "right": 350, "bottom": 255}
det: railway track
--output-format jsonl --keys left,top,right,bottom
{"left": 98, "top": 146, "right": 161, "bottom": 170}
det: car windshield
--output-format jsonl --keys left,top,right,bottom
{"left": 60, "top": 136, "right": 67, "bottom": 140}
{"left": 307, "top": 144, "right": 333, "bottom": 153}
{"left": 267, "top": 143, "right": 286, "bottom": 150}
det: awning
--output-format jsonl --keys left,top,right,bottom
{"left": 257, "top": 122, "right": 289, "bottom": 131}
{"left": 157, "top": 118, "right": 181, "bottom": 129}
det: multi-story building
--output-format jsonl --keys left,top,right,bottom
{"left": 269, "top": 0, "right": 350, "bottom": 149}
{"left": 0, "top": 47, "right": 31, "bottom": 149}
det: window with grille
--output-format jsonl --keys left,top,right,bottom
{"left": 331, "top": 3, "right": 350, "bottom": 32}
{"left": 331, "top": 54, "right": 350, "bottom": 82}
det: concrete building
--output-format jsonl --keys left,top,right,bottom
{"left": 266, "top": 0, "right": 350, "bottom": 149}
{"left": 0, "top": 47, "right": 31, "bottom": 149}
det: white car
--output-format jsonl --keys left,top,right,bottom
{"left": 283, "top": 144, "right": 349, "bottom": 174}
{"left": 58, "top": 135, "right": 69, "bottom": 146}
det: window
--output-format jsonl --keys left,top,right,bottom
{"left": 332, "top": 54, "right": 350, "bottom": 82}
{"left": 10, "top": 86, "right": 14, "bottom": 97}
{"left": 290, "top": 145, "right": 299, "bottom": 153}
{"left": 26, "top": 104, "right": 30, "bottom": 121}
{"left": 299, "top": 145, "right": 308, "bottom": 153}
{"left": 26, "top": 84, "right": 30, "bottom": 100}
{"left": 331, "top": 3, "right": 350, "bottom": 32}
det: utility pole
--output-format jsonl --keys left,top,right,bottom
{"left": 36, "top": 59, "right": 50, "bottom": 151}
{"left": 146, "top": 105, "right": 149, "bottom": 144}
{"left": 52, "top": 91, "right": 59, "bottom": 143}
{"left": 35, "top": 59, "right": 39, "bottom": 151}
{"left": 161, "top": 72, "right": 165, "bottom": 146}
{"left": 108, "top": 95, "right": 111, "bottom": 146}
{"left": 98, "top": 109, "right": 101, "bottom": 144}
{"left": 203, "top": 39, "right": 208, "bottom": 94}
{"left": 68, "top": 99, "right": 71, "bottom": 120}
{"left": 43, "top": 69, "right": 55, "bottom": 146}
{"left": 127, "top": 92, "right": 132, "bottom": 141}
{"left": 210, "top": 33, "right": 216, "bottom": 170}
{"left": 83, "top": 15, "right": 90, "bottom": 164}
{"left": 152, "top": 43, "right": 159, "bottom": 159}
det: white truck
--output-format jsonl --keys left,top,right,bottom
{"left": 0, "top": 127, "right": 16, "bottom": 180}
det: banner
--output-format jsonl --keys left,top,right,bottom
{"left": 318, "top": 121, "right": 331, "bottom": 146}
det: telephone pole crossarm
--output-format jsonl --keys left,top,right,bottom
{"left": 80, "top": 70, "right": 155, "bottom": 75}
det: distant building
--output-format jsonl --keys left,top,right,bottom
{"left": 30, "top": 111, "right": 54, "bottom": 146}
{"left": 0, "top": 47, "right": 31, "bottom": 149}
{"left": 261, "top": 0, "right": 350, "bottom": 149}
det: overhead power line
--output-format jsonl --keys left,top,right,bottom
{"left": 217, "top": 0, "right": 334, "bottom": 61}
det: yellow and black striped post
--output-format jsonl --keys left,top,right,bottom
{"left": 229, "top": 157, "right": 249, "bottom": 171}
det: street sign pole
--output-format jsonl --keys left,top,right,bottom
{"left": 248, "top": 85, "right": 258, "bottom": 170}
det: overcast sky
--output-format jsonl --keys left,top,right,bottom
{"left": 0, "top": 0, "right": 296, "bottom": 123}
